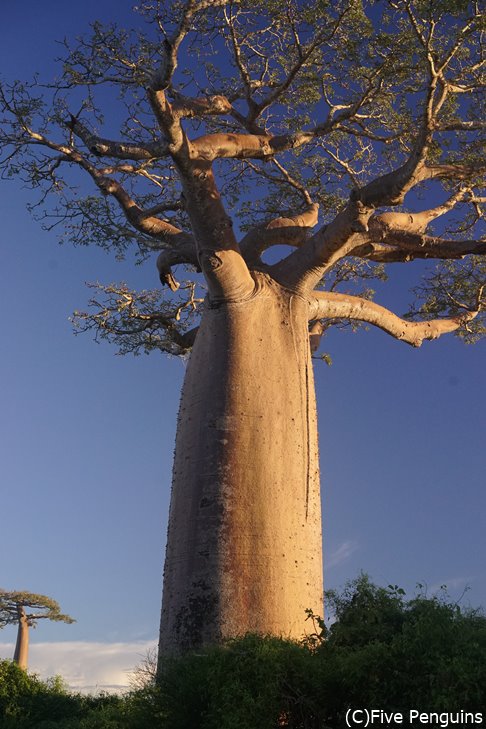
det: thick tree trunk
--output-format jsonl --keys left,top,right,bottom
{"left": 159, "top": 273, "right": 323, "bottom": 655}
{"left": 13, "top": 607, "right": 29, "bottom": 670}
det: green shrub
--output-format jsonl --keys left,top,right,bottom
{"left": 310, "top": 575, "right": 486, "bottom": 724}
{"left": 0, "top": 660, "right": 123, "bottom": 729}
{"left": 154, "top": 633, "right": 319, "bottom": 729}
{"left": 1, "top": 576, "right": 485, "bottom": 728}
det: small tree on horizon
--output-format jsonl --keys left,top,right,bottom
{"left": 0, "top": 591, "right": 75, "bottom": 671}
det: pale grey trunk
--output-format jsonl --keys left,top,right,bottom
{"left": 13, "top": 606, "right": 29, "bottom": 671}
{"left": 158, "top": 274, "right": 323, "bottom": 655}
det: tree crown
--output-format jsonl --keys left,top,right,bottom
{"left": 0, "top": 590, "right": 75, "bottom": 627}
{"left": 0, "top": 0, "right": 484, "bottom": 354}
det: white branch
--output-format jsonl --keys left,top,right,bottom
{"left": 309, "top": 291, "right": 478, "bottom": 347}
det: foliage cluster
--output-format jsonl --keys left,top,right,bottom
{"left": 0, "top": 660, "right": 122, "bottom": 729}
{"left": 1, "top": 0, "right": 484, "bottom": 355}
{"left": 1, "top": 576, "right": 485, "bottom": 728}
{"left": 0, "top": 592, "right": 74, "bottom": 629}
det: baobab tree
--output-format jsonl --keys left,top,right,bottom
{"left": 0, "top": 1, "right": 484, "bottom": 655}
{"left": 0, "top": 590, "right": 74, "bottom": 671}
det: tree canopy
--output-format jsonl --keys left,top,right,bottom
{"left": 0, "top": 0, "right": 484, "bottom": 355}
{"left": 0, "top": 590, "right": 75, "bottom": 628}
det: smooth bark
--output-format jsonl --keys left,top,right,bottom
{"left": 310, "top": 291, "right": 478, "bottom": 347}
{"left": 13, "top": 607, "right": 29, "bottom": 671}
{"left": 159, "top": 273, "right": 323, "bottom": 654}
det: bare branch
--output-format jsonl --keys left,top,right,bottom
{"left": 271, "top": 197, "right": 373, "bottom": 292}
{"left": 366, "top": 188, "right": 473, "bottom": 236}
{"left": 355, "top": 135, "right": 429, "bottom": 208}
{"left": 245, "top": 6, "right": 352, "bottom": 123}
{"left": 270, "top": 159, "right": 313, "bottom": 205}
{"left": 190, "top": 94, "right": 382, "bottom": 162}
{"left": 79, "top": 159, "right": 195, "bottom": 247}
{"left": 437, "top": 11, "right": 482, "bottom": 73}
{"left": 435, "top": 120, "right": 486, "bottom": 132}
{"left": 71, "top": 281, "right": 203, "bottom": 356}
{"left": 423, "top": 162, "right": 486, "bottom": 183}
{"left": 352, "top": 44, "right": 449, "bottom": 209}
{"left": 354, "top": 226, "right": 486, "bottom": 263}
{"left": 239, "top": 203, "right": 319, "bottom": 265}
{"left": 355, "top": 153, "right": 484, "bottom": 209}
{"left": 66, "top": 115, "right": 169, "bottom": 160}
{"left": 156, "top": 240, "right": 199, "bottom": 291}
{"left": 170, "top": 93, "right": 233, "bottom": 119}
{"left": 309, "top": 291, "right": 479, "bottom": 347}
{"left": 238, "top": 158, "right": 312, "bottom": 206}
{"left": 150, "top": 0, "right": 225, "bottom": 92}
{"left": 0, "top": 115, "right": 195, "bottom": 251}
{"left": 223, "top": 5, "right": 255, "bottom": 113}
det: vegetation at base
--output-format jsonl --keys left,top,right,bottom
{"left": 0, "top": 660, "right": 123, "bottom": 729}
{"left": 1, "top": 576, "right": 485, "bottom": 728}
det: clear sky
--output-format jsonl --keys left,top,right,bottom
{"left": 1, "top": 1, "right": 485, "bottom": 691}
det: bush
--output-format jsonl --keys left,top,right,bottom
{"left": 310, "top": 575, "right": 486, "bottom": 724}
{"left": 154, "top": 633, "right": 319, "bottom": 729}
{"left": 1, "top": 576, "right": 485, "bottom": 728}
{"left": 0, "top": 660, "right": 123, "bottom": 729}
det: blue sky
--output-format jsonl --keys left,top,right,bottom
{"left": 1, "top": 1, "right": 485, "bottom": 690}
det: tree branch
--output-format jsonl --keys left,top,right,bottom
{"left": 352, "top": 38, "right": 450, "bottom": 209}
{"left": 223, "top": 5, "right": 258, "bottom": 118}
{"left": 79, "top": 159, "right": 195, "bottom": 248}
{"left": 244, "top": 6, "right": 352, "bottom": 123}
{"left": 435, "top": 120, "right": 486, "bottom": 132}
{"left": 4, "top": 120, "right": 195, "bottom": 252}
{"left": 156, "top": 242, "right": 199, "bottom": 291}
{"left": 239, "top": 203, "right": 319, "bottom": 265}
{"left": 353, "top": 226, "right": 486, "bottom": 264}
{"left": 367, "top": 188, "right": 471, "bottom": 235}
{"left": 309, "top": 291, "right": 479, "bottom": 347}
{"left": 66, "top": 115, "right": 169, "bottom": 160}
{"left": 170, "top": 93, "right": 232, "bottom": 119}
{"left": 271, "top": 197, "right": 372, "bottom": 292}
{"left": 142, "top": 8, "right": 255, "bottom": 302}
{"left": 72, "top": 281, "right": 202, "bottom": 356}
{"left": 150, "top": 0, "right": 219, "bottom": 92}
{"left": 190, "top": 93, "right": 381, "bottom": 162}
{"left": 242, "top": 158, "right": 312, "bottom": 206}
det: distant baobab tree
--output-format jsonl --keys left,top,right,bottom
{"left": 0, "top": 1, "right": 484, "bottom": 657}
{"left": 0, "top": 590, "right": 75, "bottom": 670}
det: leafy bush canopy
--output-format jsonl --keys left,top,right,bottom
{"left": 1, "top": 575, "right": 485, "bottom": 728}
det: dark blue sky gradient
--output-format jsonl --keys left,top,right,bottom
{"left": 1, "top": 2, "right": 485, "bottom": 648}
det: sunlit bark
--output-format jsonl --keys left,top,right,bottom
{"left": 160, "top": 274, "right": 323, "bottom": 652}
{"left": 310, "top": 291, "right": 479, "bottom": 348}
{"left": 13, "top": 607, "right": 29, "bottom": 671}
